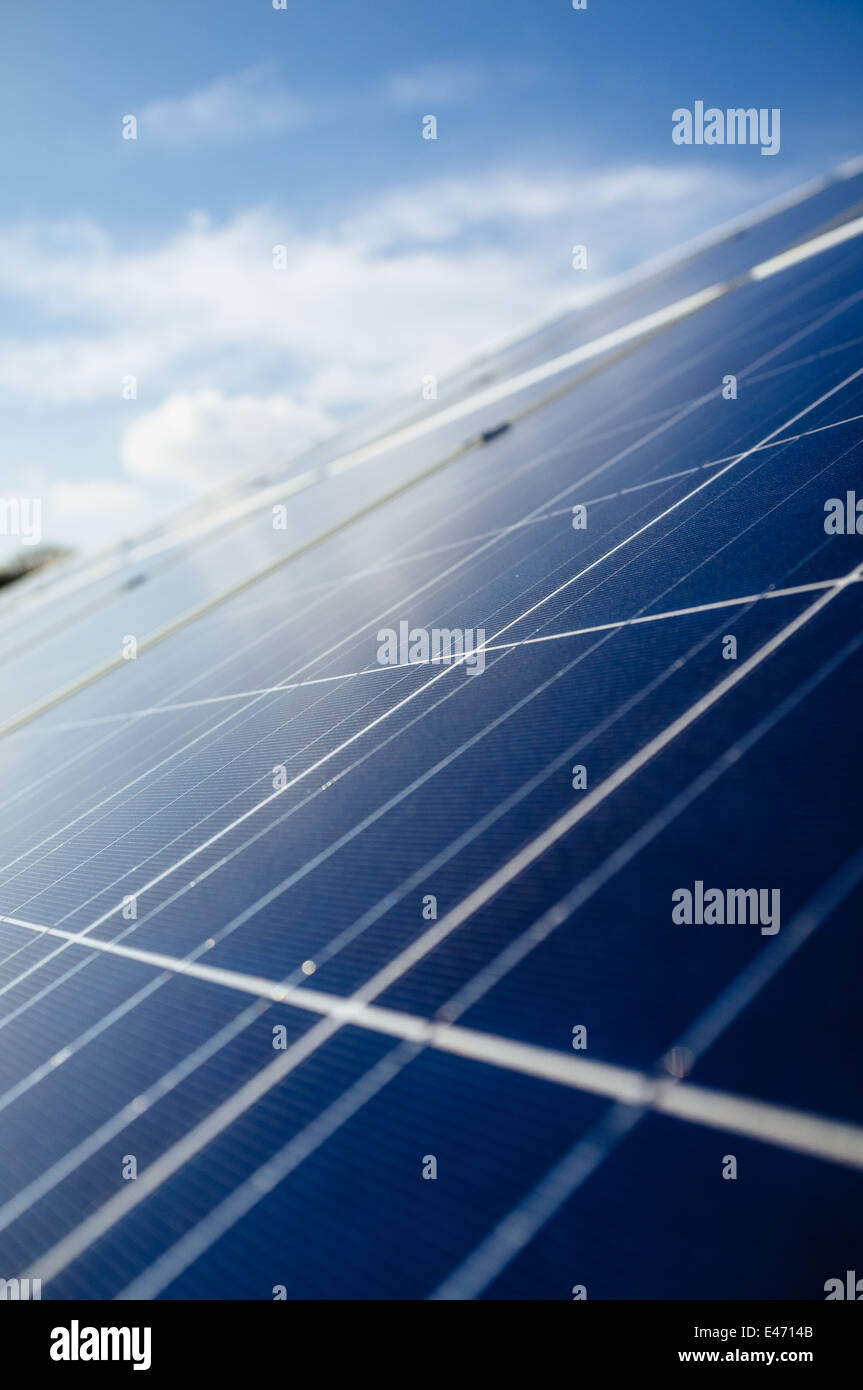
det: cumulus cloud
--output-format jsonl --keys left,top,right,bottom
{"left": 47, "top": 478, "right": 158, "bottom": 545}
{"left": 0, "top": 164, "right": 765, "bottom": 402}
{"left": 0, "top": 160, "right": 775, "bottom": 548}
{"left": 122, "top": 389, "right": 332, "bottom": 489}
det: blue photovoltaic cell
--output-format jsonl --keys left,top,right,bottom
{"left": 0, "top": 177, "right": 862, "bottom": 1300}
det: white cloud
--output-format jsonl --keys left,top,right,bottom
{"left": 134, "top": 61, "right": 482, "bottom": 151}
{"left": 139, "top": 65, "right": 313, "bottom": 145}
{"left": 383, "top": 60, "right": 540, "bottom": 109}
{"left": 0, "top": 160, "right": 777, "bottom": 549}
{"left": 0, "top": 164, "right": 765, "bottom": 401}
{"left": 384, "top": 62, "right": 488, "bottom": 107}
{"left": 47, "top": 478, "right": 157, "bottom": 544}
{"left": 122, "top": 389, "right": 332, "bottom": 490}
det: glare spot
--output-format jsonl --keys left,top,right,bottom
{"left": 663, "top": 1046, "right": 694, "bottom": 1079}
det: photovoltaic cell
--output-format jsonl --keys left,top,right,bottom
{"left": 1, "top": 174, "right": 862, "bottom": 1300}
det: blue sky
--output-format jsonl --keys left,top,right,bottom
{"left": 1, "top": 0, "right": 861, "bottom": 556}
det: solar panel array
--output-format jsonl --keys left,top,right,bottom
{"left": 1, "top": 165, "right": 863, "bottom": 1300}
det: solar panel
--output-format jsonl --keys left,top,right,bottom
{"left": 1, "top": 170, "right": 863, "bottom": 1305}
